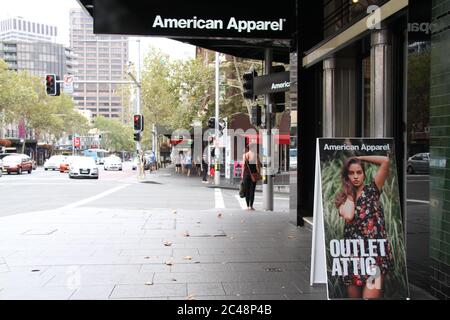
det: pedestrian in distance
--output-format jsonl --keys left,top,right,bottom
{"left": 180, "top": 151, "right": 185, "bottom": 174}
{"left": 334, "top": 155, "right": 394, "bottom": 299}
{"left": 242, "top": 144, "right": 261, "bottom": 211}
{"left": 174, "top": 151, "right": 182, "bottom": 173}
{"left": 195, "top": 155, "right": 202, "bottom": 177}
{"left": 185, "top": 153, "right": 192, "bottom": 177}
{"left": 201, "top": 154, "right": 209, "bottom": 183}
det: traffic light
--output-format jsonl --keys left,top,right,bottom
{"left": 251, "top": 105, "right": 262, "bottom": 126}
{"left": 133, "top": 131, "right": 141, "bottom": 141}
{"left": 208, "top": 117, "right": 215, "bottom": 129}
{"left": 45, "top": 74, "right": 60, "bottom": 96}
{"left": 243, "top": 70, "right": 257, "bottom": 100}
{"left": 272, "top": 92, "right": 286, "bottom": 113}
{"left": 133, "top": 114, "right": 144, "bottom": 131}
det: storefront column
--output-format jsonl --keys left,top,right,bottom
{"left": 370, "top": 28, "right": 393, "bottom": 137}
{"left": 323, "top": 57, "right": 336, "bottom": 137}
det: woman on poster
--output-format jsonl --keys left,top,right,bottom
{"left": 334, "top": 155, "right": 394, "bottom": 299}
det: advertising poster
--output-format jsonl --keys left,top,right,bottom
{"left": 313, "top": 138, "right": 409, "bottom": 300}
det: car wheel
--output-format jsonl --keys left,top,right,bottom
{"left": 407, "top": 166, "right": 414, "bottom": 174}
{"left": 17, "top": 168, "right": 22, "bottom": 175}
{"left": 28, "top": 168, "right": 32, "bottom": 174}
{"left": 45, "top": 168, "right": 48, "bottom": 171}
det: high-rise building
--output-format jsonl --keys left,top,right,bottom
{"left": 69, "top": 8, "right": 129, "bottom": 121}
{"left": 0, "top": 16, "right": 57, "bottom": 43}
{"left": 0, "top": 16, "right": 74, "bottom": 77}
{"left": 0, "top": 41, "right": 76, "bottom": 77}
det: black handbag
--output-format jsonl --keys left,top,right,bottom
{"left": 239, "top": 181, "right": 246, "bottom": 198}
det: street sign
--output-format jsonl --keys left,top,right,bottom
{"left": 253, "top": 71, "right": 290, "bottom": 95}
{"left": 63, "top": 74, "right": 74, "bottom": 94}
{"left": 73, "top": 136, "right": 81, "bottom": 148}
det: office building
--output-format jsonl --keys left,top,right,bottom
{"left": 69, "top": 8, "right": 129, "bottom": 121}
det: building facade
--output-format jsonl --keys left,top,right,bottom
{"left": 0, "top": 16, "right": 57, "bottom": 43}
{"left": 69, "top": 8, "right": 129, "bottom": 122}
{"left": 293, "top": 0, "right": 448, "bottom": 299}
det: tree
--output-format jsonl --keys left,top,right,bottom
{"left": 0, "top": 60, "right": 23, "bottom": 123}
{"left": 170, "top": 57, "right": 215, "bottom": 129}
{"left": 46, "top": 93, "right": 90, "bottom": 143}
{"left": 93, "top": 116, "right": 134, "bottom": 152}
{"left": 140, "top": 47, "right": 179, "bottom": 149}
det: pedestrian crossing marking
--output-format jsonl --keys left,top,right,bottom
{"left": 234, "top": 195, "right": 247, "bottom": 210}
{"left": 215, "top": 188, "right": 225, "bottom": 209}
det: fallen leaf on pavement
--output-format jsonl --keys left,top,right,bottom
{"left": 164, "top": 241, "right": 172, "bottom": 247}
{"left": 288, "top": 235, "right": 296, "bottom": 239}
{"left": 145, "top": 281, "right": 153, "bottom": 286}
{"left": 184, "top": 256, "right": 192, "bottom": 260}
{"left": 171, "top": 278, "right": 177, "bottom": 282}
{"left": 240, "top": 220, "right": 245, "bottom": 224}
{"left": 172, "top": 210, "right": 177, "bottom": 214}
{"left": 165, "top": 261, "right": 173, "bottom": 266}
{"left": 217, "top": 213, "right": 222, "bottom": 218}
{"left": 144, "top": 256, "right": 151, "bottom": 259}
{"left": 183, "top": 231, "right": 190, "bottom": 237}
{"left": 187, "top": 294, "right": 195, "bottom": 300}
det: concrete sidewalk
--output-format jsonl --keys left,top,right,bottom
{"left": 0, "top": 167, "right": 434, "bottom": 300}
{"left": 0, "top": 206, "right": 325, "bottom": 300}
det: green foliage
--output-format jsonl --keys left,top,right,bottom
{"left": 94, "top": 116, "right": 134, "bottom": 152}
{"left": 321, "top": 156, "right": 409, "bottom": 299}
{"left": 0, "top": 60, "right": 89, "bottom": 148}
{"left": 139, "top": 49, "right": 277, "bottom": 134}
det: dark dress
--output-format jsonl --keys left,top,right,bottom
{"left": 243, "top": 160, "right": 257, "bottom": 208}
{"left": 343, "top": 181, "right": 394, "bottom": 286}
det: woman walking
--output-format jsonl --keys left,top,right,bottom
{"left": 242, "top": 144, "right": 261, "bottom": 211}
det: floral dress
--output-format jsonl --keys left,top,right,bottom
{"left": 343, "top": 181, "right": 394, "bottom": 286}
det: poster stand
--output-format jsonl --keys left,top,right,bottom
{"left": 309, "top": 138, "right": 409, "bottom": 300}
{"left": 310, "top": 141, "right": 328, "bottom": 291}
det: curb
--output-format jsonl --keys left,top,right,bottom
{"left": 207, "top": 184, "right": 290, "bottom": 195}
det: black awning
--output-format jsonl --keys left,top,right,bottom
{"left": 76, "top": 0, "right": 295, "bottom": 63}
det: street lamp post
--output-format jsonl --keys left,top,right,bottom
{"left": 214, "top": 51, "right": 221, "bottom": 186}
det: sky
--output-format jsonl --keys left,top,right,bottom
{"left": 0, "top": 0, "right": 196, "bottom": 63}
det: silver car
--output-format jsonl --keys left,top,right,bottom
{"left": 407, "top": 152, "right": 430, "bottom": 174}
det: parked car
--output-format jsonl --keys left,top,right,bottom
{"left": 0, "top": 158, "right": 2, "bottom": 177}
{"left": 104, "top": 155, "right": 123, "bottom": 171}
{"left": 44, "top": 155, "right": 67, "bottom": 171}
{"left": 407, "top": 152, "right": 430, "bottom": 174}
{"left": 69, "top": 156, "right": 99, "bottom": 179}
{"left": 0, "top": 153, "right": 18, "bottom": 160}
{"left": 1, "top": 154, "right": 33, "bottom": 175}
